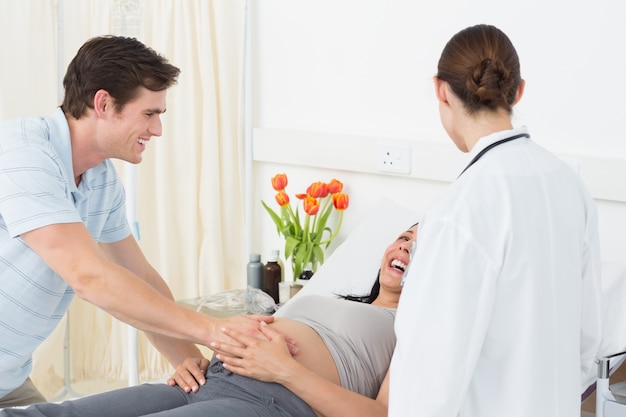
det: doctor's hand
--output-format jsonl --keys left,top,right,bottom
{"left": 214, "top": 315, "right": 298, "bottom": 356}
{"left": 167, "top": 357, "right": 210, "bottom": 393}
{"left": 211, "top": 322, "right": 301, "bottom": 384}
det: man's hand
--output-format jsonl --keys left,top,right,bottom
{"left": 167, "top": 357, "right": 210, "bottom": 393}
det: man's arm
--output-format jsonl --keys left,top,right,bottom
{"left": 21, "top": 222, "right": 274, "bottom": 349}
{"left": 98, "top": 234, "right": 202, "bottom": 366}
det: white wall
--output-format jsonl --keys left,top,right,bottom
{"left": 252, "top": 0, "right": 626, "bottom": 157}
{"left": 3, "top": 0, "right": 623, "bottom": 274}
{"left": 250, "top": 0, "right": 626, "bottom": 274}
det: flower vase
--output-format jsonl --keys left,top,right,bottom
{"left": 262, "top": 173, "right": 349, "bottom": 284}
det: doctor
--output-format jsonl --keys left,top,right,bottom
{"left": 389, "top": 24, "right": 602, "bottom": 416}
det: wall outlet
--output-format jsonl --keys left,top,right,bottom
{"left": 377, "top": 143, "right": 411, "bottom": 174}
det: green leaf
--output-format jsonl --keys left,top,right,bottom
{"left": 321, "top": 226, "right": 332, "bottom": 247}
{"left": 292, "top": 243, "right": 312, "bottom": 279}
{"left": 293, "top": 207, "right": 303, "bottom": 234}
{"left": 313, "top": 201, "right": 334, "bottom": 239}
{"left": 261, "top": 200, "right": 284, "bottom": 235}
{"left": 313, "top": 244, "right": 325, "bottom": 264}
{"left": 284, "top": 236, "right": 300, "bottom": 259}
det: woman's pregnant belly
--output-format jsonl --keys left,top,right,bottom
{"left": 268, "top": 317, "right": 341, "bottom": 386}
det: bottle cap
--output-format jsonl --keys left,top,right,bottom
{"left": 250, "top": 253, "right": 261, "bottom": 262}
{"left": 268, "top": 250, "right": 279, "bottom": 262}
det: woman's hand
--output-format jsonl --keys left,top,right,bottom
{"left": 167, "top": 357, "right": 210, "bottom": 393}
{"left": 215, "top": 315, "right": 298, "bottom": 356}
{"left": 215, "top": 323, "right": 388, "bottom": 417}
{"left": 211, "top": 322, "right": 299, "bottom": 384}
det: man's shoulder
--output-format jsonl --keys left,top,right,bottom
{"left": 0, "top": 113, "right": 55, "bottom": 153}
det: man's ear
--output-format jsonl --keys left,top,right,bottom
{"left": 93, "top": 89, "right": 110, "bottom": 117}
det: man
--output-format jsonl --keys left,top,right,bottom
{"left": 0, "top": 35, "right": 272, "bottom": 407}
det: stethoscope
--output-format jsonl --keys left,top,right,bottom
{"left": 457, "top": 133, "right": 530, "bottom": 177}
{"left": 401, "top": 132, "right": 530, "bottom": 286}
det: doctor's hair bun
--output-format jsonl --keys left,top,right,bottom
{"left": 437, "top": 24, "right": 522, "bottom": 115}
{"left": 465, "top": 58, "right": 517, "bottom": 113}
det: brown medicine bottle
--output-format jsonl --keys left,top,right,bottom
{"left": 262, "top": 250, "right": 282, "bottom": 304}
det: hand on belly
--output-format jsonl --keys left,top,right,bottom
{"left": 269, "top": 318, "right": 341, "bottom": 385}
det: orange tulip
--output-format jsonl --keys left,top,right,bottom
{"left": 327, "top": 179, "right": 343, "bottom": 194}
{"left": 262, "top": 173, "right": 349, "bottom": 280}
{"left": 307, "top": 181, "right": 329, "bottom": 198}
{"left": 332, "top": 193, "right": 349, "bottom": 210}
{"left": 303, "top": 195, "right": 320, "bottom": 215}
{"left": 271, "top": 173, "right": 288, "bottom": 191}
{"left": 275, "top": 191, "right": 290, "bottom": 207}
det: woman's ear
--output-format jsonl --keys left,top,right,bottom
{"left": 433, "top": 76, "right": 454, "bottom": 108}
{"left": 433, "top": 76, "right": 448, "bottom": 104}
{"left": 513, "top": 79, "right": 525, "bottom": 105}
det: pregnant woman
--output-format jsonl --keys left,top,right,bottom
{"left": 1, "top": 223, "right": 417, "bottom": 417}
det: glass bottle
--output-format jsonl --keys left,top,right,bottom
{"left": 271, "top": 249, "right": 285, "bottom": 282}
{"left": 263, "top": 251, "right": 282, "bottom": 303}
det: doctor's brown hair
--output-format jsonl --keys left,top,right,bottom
{"left": 436, "top": 24, "right": 521, "bottom": 115}
{"left": 61, "top": 35, "right": 181, "bottom": 119}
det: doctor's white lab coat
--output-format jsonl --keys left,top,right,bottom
{"left": 390, "top": 127, "right": 602, "bottom": 417}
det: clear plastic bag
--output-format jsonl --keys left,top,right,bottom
{"left": 195, "top": 287, "right": 277, "bottom": 316}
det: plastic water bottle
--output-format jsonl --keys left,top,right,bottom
{"left": 247, "top": 253, "right": 263, "bottom": 289}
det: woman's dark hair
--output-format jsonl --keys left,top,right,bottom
{"left": 437, "top": 24, "right": 521, "bottom": 115}
{"left": 337, "top": 271, "right": 381, "bottom": 304}
{"left": 61, "top": 35, "right": 181, "bottom": 119}
{"left": 336, "top": 221, "right": 418, "bottom": 304}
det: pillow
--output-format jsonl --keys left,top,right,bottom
{"left": 275, "top": 197, "right": 420, "bottom": 316}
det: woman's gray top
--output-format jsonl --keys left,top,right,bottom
{"left": 279, "top": 295, "right": 397, "bottom": 398}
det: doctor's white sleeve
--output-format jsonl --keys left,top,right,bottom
{"left": 389, "top": 220, "right": 496, "bottom": 417}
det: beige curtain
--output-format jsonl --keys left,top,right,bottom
{"left": 0, "top": 0, "right": 59, "bottom": 119}
{"left": 0, "top": 0, "right": 248, "bottom": 397}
